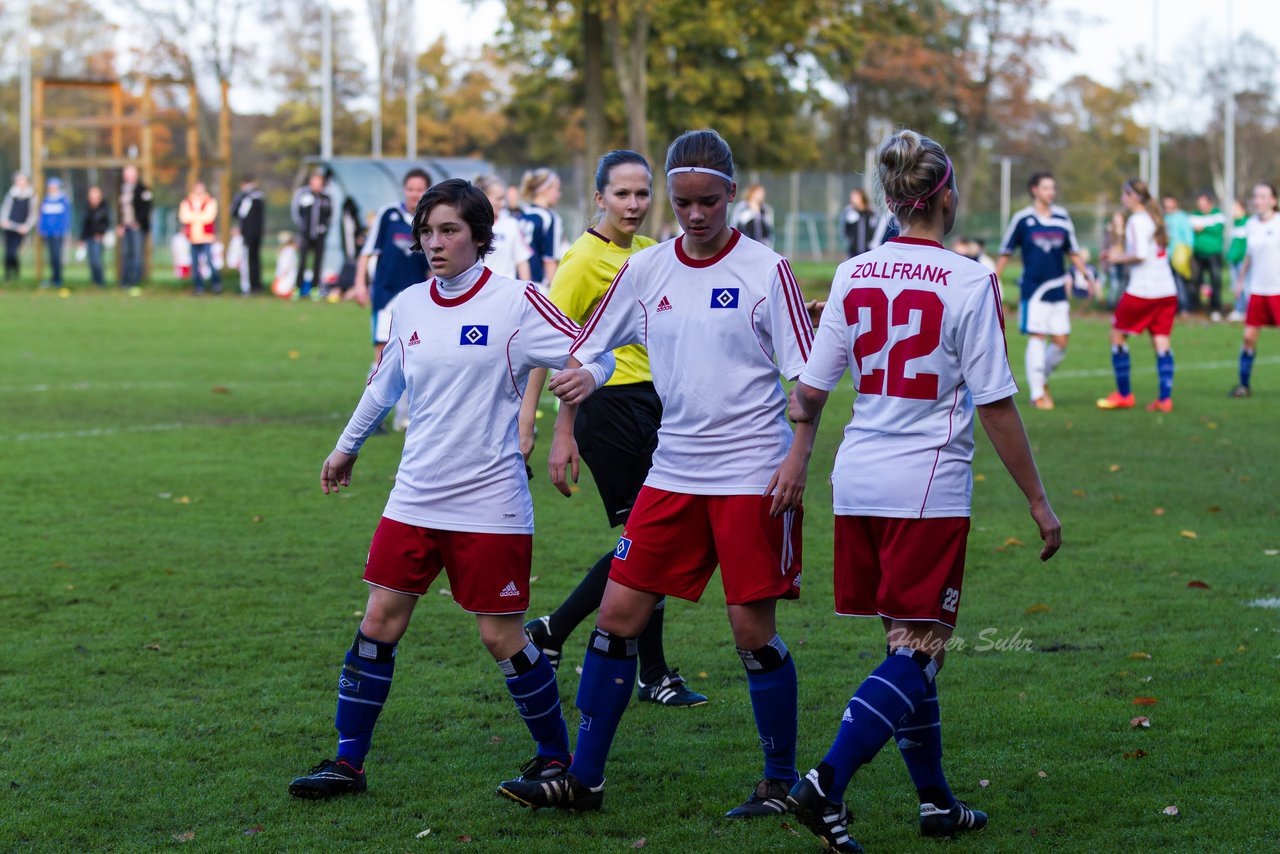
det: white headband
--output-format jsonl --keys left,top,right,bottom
{"left": 666, "top": 166, "right": 734, "bottom": 183}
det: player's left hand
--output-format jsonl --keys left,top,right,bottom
{"left": 548, "top": 368, "right": 597, "bottom": 406}
{"left": 1030, "top": 499, "right": 1062, "bottom": 561}
{"left": 548, "top": 431, "right": 580, "bottom": 498}
{"left": 805, "top": 299, "right": 826, "bottom": 328}
{"left": 321, "top": 450, "right": 358, "bottom": 494}
{"left": 765, "top": 453, "right": 808, "bottom": 517}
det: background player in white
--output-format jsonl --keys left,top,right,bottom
{"left": 1229, "top": 182, "right": 1280, "bottom": 398}
{"left": 994, "top": 172, "right": 1093, "bottom": 410}
{"left": 497, "top": 129, "right": 817, "bottom": 817}
{"left": 475, "top": 174, "right": 532, "bottom": 281}
{"left": 784, "top": 129, "right": 1061, "bottom": 853}
{"left": 1098, "top": 179, "right": 1178, "bottom": 412}
{"left": 350, "top": 168, "right": 431, "bottom": 431}
{"left": 288, "top": 178, "right": 614, "bottom": 801}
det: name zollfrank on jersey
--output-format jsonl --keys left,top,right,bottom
{"left": 801, "top": 237, "right": 1017, "bottom": 518}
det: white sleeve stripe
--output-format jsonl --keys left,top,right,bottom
{"left": 362, "top": 206, "right": 394, "bottom": 257}
{"left": 572, "top": 260, "right": 628, "bottom": 354}
{"left": 999, "top": 214, "right": 1021, "bottom": 255}
{"left": 524, "top": 286, "right": 577, "bottom": 338}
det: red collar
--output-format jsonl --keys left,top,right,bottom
{"left": 675, "top": 228, "right": 741, "bottom": 268}
{"left": 430, "top": 267, "right": 492, "bottom": 306}
{"left": 889, "top": 236, "right": 944, "bottom": 248}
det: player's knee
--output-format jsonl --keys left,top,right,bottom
{"left": 476, "top": 617, "right": 527, "bottom": 661}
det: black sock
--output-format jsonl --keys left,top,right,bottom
{"left": 547, "top": 550, "right": 614, "bottom": 643}
{"left": 637, "top": 598, "right": 670, "bottom": 684}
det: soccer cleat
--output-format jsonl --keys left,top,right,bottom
{"left": 724, "top": 777, "right": 793, "bottom": 819}
{"left": 1229, "top": 384, "right": 1251, "bottom": 398}
{"left": 1095, "top": 392, "right": 1135, "bottom": 410}
{"left": 637, "top": 669, "right": 708, "bottom": 707}
{"left": 287, "top": 758, "right": 366, "bottom": 800}
{"left": 496, "top": 771, "right": 604, "bottom": 811}
{"left": 786, "top": 770, "right": 863, "bottom": 853}
{"left": 523, "top": 615, "right": 562, "bottom": 671}
{"left": 1031, "top": 396, "right": 1054, "bottom": 410}
{"left": 516, "top": 754, "right": 572, "bottom": 782}
{"left": 919, "top": 800, "right": 988, "bottom": 838}
{"left": 1145, "top": 398, "right": 1173, "bottom": 413}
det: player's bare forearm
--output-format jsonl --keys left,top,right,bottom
{"left": 791, "top": 382, "right": 830, "bottom": 423}
{"left": 977, "top": 397, "right": 1061, "bottom": 560}
{"left": 994, "top": 254, "right": 1010, "bottom": 280}
{"left": 547, "top": 400, "right": 580, "bottom": 497}
{"left": 519, "top": 368, "right": 548, "bottom": 460}
{"left": 767, "top": 417, "right": 819, "bottom": 517}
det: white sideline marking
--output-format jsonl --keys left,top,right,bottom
{"left": 0, "top": 378, "right": 350, "bottom": 394}
{"left": 1247, "top": 598, "right": 1280, "bottom": 609}
{"left": 0, "top": 412, "right": 344, "bottom": 443}
{"left": 1049, "top": 355, "right": 1280, "bottom": 381}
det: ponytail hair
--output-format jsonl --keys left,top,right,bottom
{"left": 594, "top": 150, "right": 651, "bottom": 193}
{"left": 664, "top": 129, "right": 735, "bottom": 182}
{"left": 520, "top": 168, "right": 559, "bottom": 202}
{"left": 876, "top": 129, "right": 953, "bottom": 224}
{"left": 1124, "top": 179, "right": 1167, "bottom": 248}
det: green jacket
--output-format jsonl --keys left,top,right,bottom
{"left": 1227, "top": 215, "right": 1248, "bottom": 265}
{"left": 1190, "top": 207, "right": 1225, "bottom": 256}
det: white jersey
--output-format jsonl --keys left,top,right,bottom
{"left": 489, "top": 209, "right": 534, "bottom": 279}
{"left": 571, "top": 229, "right": 813, "bottom": 494}
{"left": 1124, "top": 211, "right": 1177, "bottom": 299}
{"left": 800, "top": 237, "right": 1017, "bottom": 518}
{"left": 335, "top": 263, "right": 613, "bottom": 534}
{"left": 1245, "top": 214, "right": 1280, "bottom": 296}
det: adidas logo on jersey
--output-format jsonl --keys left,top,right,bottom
{"left": 499, "top": 580, "right": 520, "bottom": 598}
{"left": 657, "top": 295, "right": 673, "bottom": 312}
{"left": 408, "top": 331, "right": 420, "bottom": 346}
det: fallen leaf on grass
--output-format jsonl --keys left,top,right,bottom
{"left": 632, "top": 839, "right": 648, "bottom": 849}
{"left": 1037, "top": 770, "right": 1048, "bottom": 778}
{"left": 253, "top": 515, "right": 264, "bottom": 523}
{"left": 52, "top": 562, "right": 70, "bottom": 569}
{"left": 157, "top": 492, "right": 172, "bottom": 499}
{"left": 1179, "top": 530, "right": 1197, "bottom": 539}
{"left": 352, "top": 611, "right": 363, "bottom": 617}
{"left": 979, "top": 779, "right": 990, "bottom": 787}
{"left": 1207, "top": 505, "right": 1221, "bottom": 513}
{"left": 1024, "top": 603, "right": 1051, "bottom": 615}
{"left": 779, "top": 822, "right": 802, "bottom": 836}
{"left": 489, "top": 736, "right": 504, "bottom": 744}
{"left": 144, "top": 644, "right": 162, "bottom": 651}
{"left": 1237, "top": 645, "right": 1247, "bottom": 653}
{"left": 288, "top": 350, "right": 300, "bottom": 360}
{"left": 174, "top": 496, "right": 191, "bottom": 504}
{"left": 212, "top": 385, "right": 232, "bottom": 394}
{"left": 1153, "top": 507, "right": 1165, "bottom": 516}
{"left": 974, "top": 473, "right": 986, "bottom": 482}
{"left": 456, "top": 835, "right": 472, "bottom": 843}
{"left": 1004, "top": 537, "right": 1023, "bottom": 547}
{"left": 1071, "top": 488, "right": 1087, "bottom": 497}
{"left": 529, "top": 575, "right": 539, "bottom": 583}
{"left": 415, "top": 829, "right": 432, "bottom": 838}
{"left": 1186, "top": 580, "right": 1210, "bottom": 589}
{"left": 64, "top": 584, "right": 75, "bottom": 591}
{"left": 1130, "top": 716, "right": 1151, "bottom": 728}
{"left": 1206, "top": 422, "right": 1218, "bottom": 429}
{"left": 1109, "top": 464, "right": 1122, "bottom": 472}
{"left": 438, "top": 588, "right": 451, "bottom": 596}
{"left": 173, "top": 832, "right": 195, "bottom": 842}
{"left": 1163, "top": 805, "right": 1179, "bottom": 816}
{"left": 1124, "top": 749, "right": 1148, "bottom": 759}
{"left": 1128, "top": 652, "right": 1152, "bottom": 660}
{"left": 1132, "top": 697, "right": 1158, "bottom": 706}
{"left": 1215, "top": 658, "right": 1223, "bottom": 665}
{"left": 242, "top": 825, "right": 263, "bottom": 836}
{"left": 698, "top": 671, "right": 709, "bottom": 679}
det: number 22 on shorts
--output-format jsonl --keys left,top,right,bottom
{"left": 845, "top": 287, "right": 943, "bottom": 400}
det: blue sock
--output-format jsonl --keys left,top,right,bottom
{"left": 335, "top": 631, "right": 396, "bottom": 768}
{"left": 1156, "top": 350, "right": 1174, "bottom": 400}
{"left": 895, "top": 676, "right": 954, "bottom": 808}
{"left": 1240, "top": 347, "right": 1256, "bottom": 388}
{"left": 820, "top": 649, "right": 931, "bottom": 802}
{"left": 740, "top": 635, "right": 798, "bottom": 783}
{"left": 501, "top": 642, "right": 569, "bottom": 761}
{"left": 1111, "top": 344, "right": 1131, "bottom": 397}
{"left": 569, "top": 629, "right": 637, "bottom": 788}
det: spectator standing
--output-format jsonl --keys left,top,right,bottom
{"left": 38, "top": 177, "right": 72, "bottom": 289}
{"left": 1188, "top": 192, "right": 1226, "bottom": 318}
{"left": 840, "top": 188, "right": 877, "bottom": 258}
{"left": 1227, "top": 200, "right": 1249, "bottom": 322}
{"left": 179, "top": 182, "right": 221, "bottom": 295}
{"left": 118, "top": 165, "right": 152, "bottom": 290}
{"left": 1, "top": 172, "right": 38, "bottom": 281}
{"left": 231, "top": 176, "right": 266, "bottom": 294}
{"left": 1162, "top": 195, "right": 1194, "bottom": 311}
{"left": 292, "top": 170, "right": 333, "bottom": 298}
{"left": 732, "top": 183, "right": 775, "bottom": 247}
{"left": 80, "top": 185, "right": 111, "bottom": 287}
{"left": 476, "top": 175, "right": 532, "bottom": 281}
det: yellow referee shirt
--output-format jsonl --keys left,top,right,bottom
{"left": 549, "top": 228, "right": 657, "bottom": 387}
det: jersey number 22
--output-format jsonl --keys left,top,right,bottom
{"left": 845, "top": 287, "right": 943, "bottom": 400}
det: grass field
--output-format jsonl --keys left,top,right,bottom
{"left": 3, "top": 280, "right": 1279, "bottom": 853}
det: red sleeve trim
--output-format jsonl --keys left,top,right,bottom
{"left": 777, "top": 259, "right": 813, "bottom": 360}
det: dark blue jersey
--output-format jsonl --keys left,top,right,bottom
{"left": 364, "top": 203, "right": 429, "bottom": 312}
{"left": 518, "top": 204, "right": 563, "bottom": 285}
{"left": 1000, "top": 205, "right": 1078, "bottom": 302}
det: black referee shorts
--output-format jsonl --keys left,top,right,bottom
{"left": 573, "top": 382, "right": 661, "bottom": 528}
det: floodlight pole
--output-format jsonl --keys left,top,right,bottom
{"left": 406, "top": 53, "right": 417, "bottom": 158}
{"left": 1223, "top": 0, "right": 1236, "bottom": 238}
{"left": 321, "top": 2, "right": 334, "bottom": 160}
{"left": 1147, "top": 0, "right": 1160, "bottom": 198}
{"left": 19, "top": 0, "right": 33, "bottom": 174}
{"left": 999, "top": 156, "right": 1012, "bottom": 231}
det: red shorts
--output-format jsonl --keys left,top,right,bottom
{"left": 608, "top": 486, "right": 802, "bottom": 606}
{"left": 1113, "top": 294, "right": 1178, "bottom": 336}
{"left": 833, "top": 516, "right": 970, "bottom": 627}
{"left": 1246, "top": 293, "right": 1280, "bottom": 327}
{"left": 363, "top": 516, "right": 533, "bottom": 614}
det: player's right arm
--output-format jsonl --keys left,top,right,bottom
{"left": 977, "top": 398, "right": 1060, "bottom": 561}
{"left": 323, "top": 318, "right": 408, "bottom": 493}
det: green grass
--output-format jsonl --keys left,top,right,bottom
{"left": 2, "top": 280, "right": 1278, "bottom": 853}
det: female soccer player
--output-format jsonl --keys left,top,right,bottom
{"left": 784, "top": 129, "right": 1061, "bottom": 852}
{"left": 474, "top": 175, "right": 532, "bottom": 281}
{"left": 519, "top": 168, "right": 564, "bottom": 291}
{"left": 1230, "top": 182, "right": 1280, "bottom": 398}
{"left": 520, "top": 149, "right": 707, "bottom": 707}
{"left": 1097, "top": 179, "right": 1179, "bottom": 412}
{"left": 497, "top": 129, "right": 817, "bottom": 816}
{"left": 287, "top": 179, "right": 614, "bottom": 800}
